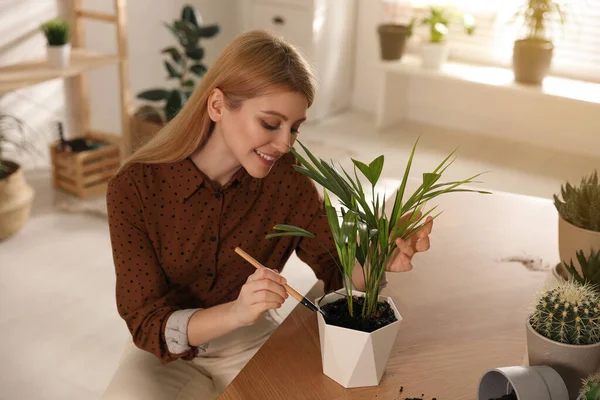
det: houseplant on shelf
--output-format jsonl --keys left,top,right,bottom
{"left": 41, "top": 17, "right": 71, "bottom": 68}
{"left": 132, "top": 4, "right": 219, "bottom": 152}
{"left": 267, "top": 138, "right": 489, "bottom": 388}
{"left": 577, "top": 373, "right": 600, "bottom": 400}
{"left": 527, "top": 280, "right": 600, "bottom": 400}
{"left": 0, "top": 115, "right": 36, "bottom": 240}
{"left": 552, "top": 171, "right": 600, "bottom": 282}
{"left": 377, "top": 1, "right": 415, "bottom": 61}
{"left": 510, "top": 0, "right": 566, "bottom": 85}
{"left": 417, "top": 5, "right": 475, "bottom": 70}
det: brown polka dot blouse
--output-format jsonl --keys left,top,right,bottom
{"left": 106, "top": 152, "right": 343, "bottom": 363}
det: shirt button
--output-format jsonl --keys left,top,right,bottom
{"left": 210, "top": 236, "right": 217, "bottom": 242}
{"left": 215, "top": 193, "right": 221, "bottom": 199}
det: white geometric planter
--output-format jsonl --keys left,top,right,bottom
{"left": 47, "top": 43, "right": 71, "bottom": 68}
{"left": 420, "top": 42, "right": 449, "bottom": 70}
{"left": 315, "top": 289, "right": 402, "bottom": 388}
{"left": 478, "top": 366, "right": 569, "bottom": 400}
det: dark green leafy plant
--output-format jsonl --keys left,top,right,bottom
{"left": 418, "top": 5, "right": 475, "bottom": 43}
{"left": 137, "top": 5, "right": 219, "bottom": 122}
{"left": 0, "top": 115, "right": 40, "bottom": 180}
{"left": 553, "top": 170, "right": 600, "bottom": 232}
{"left": 266, "top": 138, "right": 489, "bottom": 319}
{"left": 41, "top": 17, "right": 70, "bottom": 46}
{"left": 566, "top": 248, "right": 600, "bottom": 292}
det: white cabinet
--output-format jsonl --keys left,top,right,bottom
{"left": 243, "top": 0, "right": 357, "bottom": 122}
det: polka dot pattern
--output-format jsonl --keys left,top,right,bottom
{"left": 106, "top": 152, "right": 343, "bottom": 363}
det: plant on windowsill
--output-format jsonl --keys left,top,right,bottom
{"left": 510, "top": 0, "right": 566, "bottom": 85}
{"left": 416, "top": 5, "right": 475, "bottom": 70}
{"left": 551, "top": 170, "right": 600, "bottom": 284}
{"left": 0, "top": 115, "right": 37, "bottom": 240}
{"left": 377, "top": 1, "right": 415, "bottom": 61}
{"left": 266, "top": 137, "right": 489, "bottom": 388}
{"left": 41, "top": 17, "right": 71, "bottom": 68}
{"left": 131, "top": 4, "right": 219, "bottom": 153}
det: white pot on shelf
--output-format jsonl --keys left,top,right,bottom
{"left": 420, "top": 41, "right": 449, "bottom": 70}
{"left": 314, "top": 289, "right": 402, "bottom": 388}
{"left": 47, "top": 43, "right": 71, "bottom": 68}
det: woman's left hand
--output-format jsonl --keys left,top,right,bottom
{"left": 386, "top": 213, "right": 434, "bottom": 272}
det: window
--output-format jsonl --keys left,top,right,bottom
{"left": 385, "top": 0, "right": 600, "bottom": 82}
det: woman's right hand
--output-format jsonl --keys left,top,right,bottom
{"left": 230, "top": 268, "right": 289, "bottom": 327}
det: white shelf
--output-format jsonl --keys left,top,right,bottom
{"left": 380, "top": 54, "right": 600, "bottom": 105}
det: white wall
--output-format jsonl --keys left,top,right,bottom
{"left": 0, "top": 0, "right": 241, "bottom": 170}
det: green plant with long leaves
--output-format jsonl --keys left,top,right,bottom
{"left": 566, "top": 248, "right": 600, "bottom": 292}
{"left": 418, "top": 5, "right": 475, "bottom": 43}
{"left": 41, "top": 17, "right": 70, "bottom": 46}
{"left": 554, "top": 170, "right": 600, "bottom": 232}
{"left": 266, "top": 138, "right": 489, "bottom": 319}
{"left": 137, "top": 5, "right": 219, "bottom": 122}
{"left": 0, "top": 115, "right": 40, "bottom": 180}
{"left": 511, "top": 0, "right": 566, "bottom": 41}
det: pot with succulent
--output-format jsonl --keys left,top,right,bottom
{"left": 577, "top": 373, "right": 600, "bottom": 400}
{"left": 377, "top": 1, "right": 415, "bottom": 61}
{"left": 510, "top": 0, "right": 566, "bottom": 85}
{"left": 0, "top": 115, "right": 37, "bottom": 240}
{"left": 416, "top": 5, "right": 475, "bottom": 70}
{"left": 527, "top": 280, "right": 600, "bottom": 400}
{"left": 41, "top": 17, "right": 71, "bottom": 68}
{"left": 131, "top": 4, "right": 219, "bottom": 153}
{"left": 266, "top": 138, "right": 488, "bottom": 388}
{"left": 552, "top": 171, "right": 600, "bottom": 283}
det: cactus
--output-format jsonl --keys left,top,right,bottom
{"left": 566, "top": 249, "right": 600, "bottom": 293}
{"left": 553, "top": 170, "right": 600, "bottom": 232}
{"left": 578, "top": 373, "right": 600, "bottom": 400}
{"left": 530, "top": 280, "right": 600, "bottom": 345}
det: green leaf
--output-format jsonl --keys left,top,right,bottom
{"left": 391, "top": 137, "right": 419, "bottom": 228}
{"left": 163, "top": 22, "right": 182, "bottom": 41}
{"left": 185, "top": 47, "right": 205, "bottom": 60}
{"left": 136, "top": 89, "right": 169, "bottom": 101}
{"left": 183, "top": 79, "right": 195, "bottom": 88}
{"left": 368, "top": 155, "right": 384, "bottom": 186}
{"left": 197, "top": 25, "right": 220, "bottom": 38}
{"left": 164, "top": 90, "right": 184, "bottom": 121}
{"left": 190, "top": 64, "right": 208, "bottom": 77}
{"left": 181, "top": 5, "right": 200, "bottom": 27}
{"left": 161, "top": 46, "right": 183, "bottom": 66}
{"left": 352, "top": 159, "right": 372, "bottom": 183}
{"left": 164, "top": 61, "right": 181, "bottom": 79}
{"left": 265, "top": 224, "right": 316, "bottom": 239}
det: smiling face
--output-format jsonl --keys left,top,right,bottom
{"left": 210, "top": 87, "right": 308, "bottom": 179}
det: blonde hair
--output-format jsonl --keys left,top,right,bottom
{"left": 122, "top": 30, "right": 316, "bottom": 169}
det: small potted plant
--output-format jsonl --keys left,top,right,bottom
{"left": 553, "top": 171, "right": 600, "bottom": 281}
{"left": 527, "top": 280, "right": 600, "bottom": 399}
{"left": 416, "top": 5, "right": 475, "bottom": 70}
{"left": 563, "top": 249, "right": 600, "bottom": 293}
{"left": 41, "top": 17, "right": 71, "bottom": 68}
{"left": 577, "top": 373, "right": 600, "bottom": 400}
{"left": 267, "top": 138, "right": 488, "bottom": 388}
{"left": 132, "top": 4, "right": 219, "bottom": 152}
{"left": 0, "top": 115, "right": 37, "bottom": 240}
{"left": 510, "top": 0, "right": 566, "bottom": 85}
{"left": 478, "top": 365, "right": 568, "bottom": 400}
{"left": 377, "top": 1, "right": 415, "bottom": 61}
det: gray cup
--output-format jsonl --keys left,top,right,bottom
{"left": 478, "top": 366, "right": 568, "bottom": 400}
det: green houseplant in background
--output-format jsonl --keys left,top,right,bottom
{"left": 552, "top": 171, "right": 600, "bottom": 283}
{"left": 377, "top": 1, "right": 415, "bottom": 61}
{"left": 578, "top": 374, "right": 600, "bottom": 400}
{"left": 417, "top": 5, "right": 475, "bottom": 70}
{"left": 0, "top": 115, "right": 37, "bottom": 240}
{"left": 266, "top": 138, "right": 488, "bottom": 388}
{"left": 41, "top": 17, "right": 71, "bottom": 68}
{"left": 527, "top": 280, "right": 600, "bottom": 399}
{"left": 511, "top": 0, "right": 566, "bottom": 85}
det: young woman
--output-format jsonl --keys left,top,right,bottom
{"left": 102, "top": 30, "right": 433, "bottom": 400}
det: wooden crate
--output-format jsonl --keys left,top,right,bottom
{"left": 50, "top": 132, "right": 122, "bottom": 199}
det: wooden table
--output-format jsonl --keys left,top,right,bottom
{"left": 219, "top": 185, "right": 560, "bottom": 400}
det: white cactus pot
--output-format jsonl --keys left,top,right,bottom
{"left": 47, "top": 43, "right": 71, "bottom": 68}
{"left": 315, "top": 289, "right": 402, "bottom": 388}
{"left": 420, "top": 42, "right": 449, "bottom": 70}
{"left": 478, "top": 366, "right": 568, "bottom": 400}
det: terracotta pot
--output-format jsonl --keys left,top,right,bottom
{"left": 420, "top": 42, "right": 449, "bottom": 70}
{"left": 526, "top": 320, "right": 600, "bottom": 400}
{"left": 558, "top": 215, "right": 600, "bottom": 277}
{"left": 315, "top": 289, "right": 402, "bottom": 388}
{"left": 377, "top": 24, "right": 410, "bottom": 61}
{"left": 512, "top": 39, "right": 554, "bottom": 85}
{"left": 0, "top": 160, "right": 35, "bottom": 240}
{"left": 478, "top": 366, "right": 568, "bottom": 400}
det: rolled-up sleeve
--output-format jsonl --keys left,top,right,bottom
{"left": 107, "top": 167, "right": 198, "bottom": 363}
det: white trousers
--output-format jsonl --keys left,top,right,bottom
{"left": 101, "top": 310, "right": 282, "bottom": 400}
